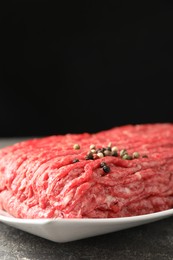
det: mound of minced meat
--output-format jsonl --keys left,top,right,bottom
{"left": 0, "top": 123, "right": 173, "bottom": 219}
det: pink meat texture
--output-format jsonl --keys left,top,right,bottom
{"left": 0, "top": 123, "right": 173, "bottom": 219}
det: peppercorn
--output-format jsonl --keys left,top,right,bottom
{"left": 90, "top": 149, "right": 96, "bottom": 154}
{"left": 120, "top": 149, "right": 127, "bottom": 157}
{"left": 132, "top": 152, "right": 140, "bottom": 159}
{"left": 103, "top": 149, "right": 112, "bottom": 156}
{"left": 97, "top": 152, "right": 104, "bottom": 158}
{"left": 122, "top": 154, "right": 132, "bottom": 160}
{"left": 90, "top": 144, "right": 95, "bottom": 150}
{"left": 73, "top": 144, "right": 80, "bottom": 150}
{"left": 111, "top": 146, "right": 118, "bottom": 152}
{"left": 103, "top": 165, "right": 110, "bottom": 173}
{"left": 85, "top": 152, "right": 94, "bottom": 160}
{"left": 112, "top": 151, "right": 118, "bottom": 157}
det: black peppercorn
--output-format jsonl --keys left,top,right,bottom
{"left": 85, "top": 152, "right": 94, "bottom": 160}
{"left": 103, "top": 165, "right": 110, "bottom": 173}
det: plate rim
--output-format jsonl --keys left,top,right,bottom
{"left": 1, "top": 208, "right": 173, "bottom": 224}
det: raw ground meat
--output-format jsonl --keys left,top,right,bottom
{"left": 0, "top": 123, "right": 173, "bottom": 219}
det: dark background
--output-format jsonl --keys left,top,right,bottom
{"left": 1, "top": 1, "right": 173, "bottom": 137}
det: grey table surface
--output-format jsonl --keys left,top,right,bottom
{"left": 0, "top": 139, "right": 173, "bottom": 260}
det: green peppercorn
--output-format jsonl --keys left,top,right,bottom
{"left": 132, "top": 152, "right": 140, "bottom": 159}
{"left": 122, "top": 154, "right": 132, "bottom": 160}
{"left": 73, "top": 144, "right": 80, "bottom": 150}
{"left": 120, "top": 149, "right": 127, "bottom": 157}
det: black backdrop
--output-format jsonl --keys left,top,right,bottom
{"left": 1, "top": 1, "right": 173, "bottom": 137}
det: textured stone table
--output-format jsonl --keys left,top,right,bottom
{"left": 1, "top": 139, "right": 173, "bottom": 260}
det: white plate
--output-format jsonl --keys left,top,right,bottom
{"left": 0, "top": 209, "right": 173, "bottom": 243}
